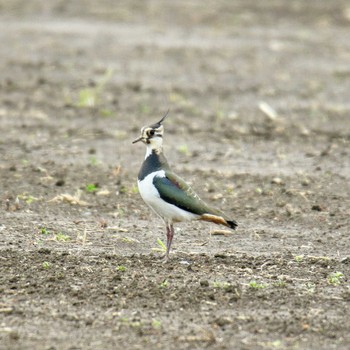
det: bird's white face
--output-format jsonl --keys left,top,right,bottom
{"left": 132, "top": 110, "right": 169, "bottom": 151}
{"left": 133, "top": 124, "right": 164, "bottom": 147}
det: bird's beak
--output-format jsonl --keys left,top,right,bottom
{"left": 132, "top": 136, "right": 143, "bottom": 144}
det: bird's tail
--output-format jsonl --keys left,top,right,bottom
{"left": 200, "top": 214, "right": 238, "bottom": 230}
{"left": 226, "top": 220, "right": 238, "bottom": 230}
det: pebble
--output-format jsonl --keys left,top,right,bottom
{"left": 301, "top": 179, "right": 310, "bottom": 186}
{"left": 271, "top": 177, "right": 284, "bottom": 185}
{"left": 311, "top": 204, "right": 326, "bottom": 212}
{"left": 200, "top": 280, "right": 209, "bottom": 287}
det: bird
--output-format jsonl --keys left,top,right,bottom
{"left": 133, "top": 111, "right": 237, "bottom": 259}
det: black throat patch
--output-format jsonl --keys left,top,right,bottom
{"left": 138, "top": 150, "right": 169, "bottom": 181}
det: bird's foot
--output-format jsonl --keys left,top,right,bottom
{"left": 155, "top": 253, "right": 170, "bottom": 262}
{"left": 161, "top": 254, "right": 170, "bottom": 264}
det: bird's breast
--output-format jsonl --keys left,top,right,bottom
{"left": 138, "top": 170, "right": 165, "bottom": 204}
{"left": 137, "top": 170, "right": 198, "bottom": 222}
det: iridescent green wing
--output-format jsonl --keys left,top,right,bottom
{"left": 153, "top": 171, "right": 220, "bottom": 216}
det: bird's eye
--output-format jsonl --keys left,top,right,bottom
{"left": 149, "top": 130, "right": 155, "bottom": 136}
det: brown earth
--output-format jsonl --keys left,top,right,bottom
{"left": 1, "top": 1, "right": 350, "bottom": 349}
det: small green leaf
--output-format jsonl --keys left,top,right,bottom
{"left": 85, "top": 183, "right": 98, "bottom": 193}
{"left": 152, "top": 320, "right": 161, "bottom": 329}
{"left": 156, "top": 238, "right": 167, "bottom": 252}
{"left": 159, "top": 279, "right": 168, "bottom": 288}
{"left": 248, "top": 280, "right": 267, "bottom": 289}
{"left": 294, "top": 255, "right": 304, "bottom": 263}
{"left": 40, "top": 227, "right": 50, "bottom": 235}
{"left": 78, "top": 88, "right": 97, "bottom": 107}
{"left": 328, "top": 271, "right": 344, "bottom": 285}
{"left": 131, "top": 184, "right": 139, "bottom": 194}
{"left": 99, "top": 109, "right": 113, "bottom": 117}
{"left": 178, "top": 144, "right": 191, "bottom": 156}
{"left": 89, "top": 156, "right": 98, "bottom": 166}
{"left": 42, "top": 261, "right": 50, "bottom": 269}
{"left": 55, "top": 233, "right": 71, "bottom": 242}
{"left": 212, "top": 281, "right": 231, "bottom": 289}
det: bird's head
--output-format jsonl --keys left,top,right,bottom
{"left": 132, "top": 110, "right": 169, "bottom": 148}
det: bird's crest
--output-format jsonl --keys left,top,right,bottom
{"left": 132, "top": 109, "right": 170, "bottom": 144}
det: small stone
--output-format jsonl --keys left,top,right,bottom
{"left": 214, "top": 316, "right": 233, "bottom": 327}
{"left": 271, "top": 177, "right": 284, "bottom": 185}
{"left": 179, "top": 260, "right": 190, "bottom": 265}
{"left": 38, "top": 248, "right": 51, "bottom": 255}
{"left": 200, "top": 280, "right": 209, "bottom": 287}
{"left": 312, "top": 204, "right": 326, "bottom": 212}
{"left": 55, "top": 179, "right": 65, "bottom": 186}
{"left": 0, "top": 307, "right": 14, "bottom": 314}
{"left": 300, "top": 126, "right": 310, "bottom": 136}
{"left": 285, "top": 203, "right": 299, "bottom": 216}
{"left": 96, "top": 190, "right": 110, "bottom": 196}
{"left": 9, "top": 330, "right": 20, "bottom": 340}
{"left": 301, "top": 179, "right": 310, "bottom": 186}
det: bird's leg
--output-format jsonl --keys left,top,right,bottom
{"left": 165, "top": 224, "right": 171, "bottom": 252}
{"left": 165, "top": 223, "right": 174, "bottom": 259}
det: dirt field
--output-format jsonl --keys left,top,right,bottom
{"left": 1, "top": 1, "right": 350, "bottom": 349}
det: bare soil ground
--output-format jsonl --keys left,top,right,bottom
{"left": 1, "top": 1, "right": 350, "bottom": 349}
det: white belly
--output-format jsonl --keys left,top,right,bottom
{"left": 138, "top": 170, "right": 198, "bottom": 223}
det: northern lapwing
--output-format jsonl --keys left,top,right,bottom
{"left": 133, "top": 111, "right": 237, "bottom": 259}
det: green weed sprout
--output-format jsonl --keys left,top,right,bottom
{"left": 328, "top": 272, "right": 344, "bottom": 285}
{"left": 77, "top": 68, "right": 114, "bottom": 108}
{"left": 116, "top": 265, "right": 126, "bottom": 272}
{"left": 42, "top": 261, "right": 50, "bottom": 269}
{"left": 55, "top": 233, "right": 71, "bottom": 242}
{"left": 152, "top": 238, "right": 167, "bottom": 253}
{"left": 85, "top": 184, "right": 98, "bottom": 193}
{"left": 159, "top": 279, "right": 168, "bottom": 288}
{"left": 248, "top": 280, "right": 267, "bottom": 289}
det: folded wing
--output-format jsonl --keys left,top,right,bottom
{"left": 153, "top": 171, "right": 237, "bottom": 229}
